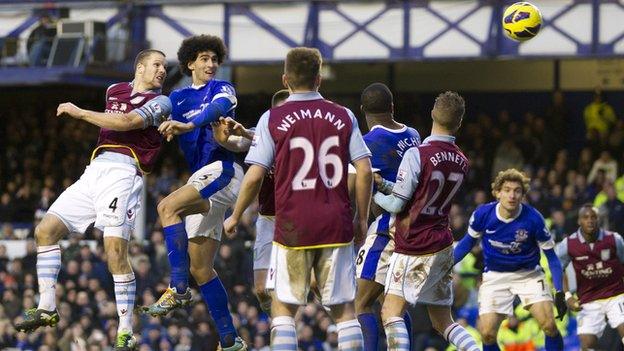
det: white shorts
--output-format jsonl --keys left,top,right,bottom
{"left": 253, "top": 215, "right": 274, "bottom": 270}
{"left": 266, "top": 242, "right": 356, "bottom": 306}
{"left": 577, "top": 293, "right": 624, "bottom": 337}
{"left": 185, "top": 161, "right": 243, "bottom": 240}
{"left": 47, "top": 156, "right": 142, "bottom": 240}
{"left": 478, "top": 269, "right": 553, "bottom": 316}
{"left": 356, "top": 234, "right": 394, "bottom": 285}
{"left": 385, "top": 246, "right": 454, "bottom": 306}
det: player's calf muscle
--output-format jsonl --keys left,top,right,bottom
{"left": 104, "top": 238, "right": 130, "bottom": 273}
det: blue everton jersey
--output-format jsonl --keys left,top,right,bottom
{"left": 364, "top": 124, "right": 420, "bottom": 182}
{"left": 169, "top": 79, "right": 236, "bottom": 172}
{"left": 467, "top": 202, "right": 555, "bottom": 272}
{"left": 365, "top": 124, "right": 420, "bottom": 235}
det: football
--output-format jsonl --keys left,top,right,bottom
{"left": 502, "top": 2, "right": 542, "bottom": 42}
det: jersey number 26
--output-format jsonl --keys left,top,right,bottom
{"left": 290, "top": 136, "right": 343, "bottom": 191}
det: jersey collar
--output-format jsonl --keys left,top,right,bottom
{"left": 370, "top": 124, "right": 407, "bottom": 133}
{"left": 576, "top": 229, "right": 604, "bottom": 243}
{"left": 286, "top": 91, "right": 323, "bottom": 101}
{"left": 423, "top": 134, "right": 455, "bottom": 144}
{"left": 129, "top": 81, "right": 161, "bottom": 96}
{"left": 495, "top": 202, "right": 522, "bottom": 223}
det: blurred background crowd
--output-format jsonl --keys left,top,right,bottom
{"left": 0, "top": 87, "right": 623, "bottom": 351}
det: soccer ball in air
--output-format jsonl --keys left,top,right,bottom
{"left": 502, "top": 2, "right": 542, "bottom": 42}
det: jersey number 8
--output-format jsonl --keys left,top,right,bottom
{"left": 290, "top": 136, "right": 343, "bottom": 191}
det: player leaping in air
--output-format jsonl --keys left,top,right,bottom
{"left": 140, "top": 34, "right": 247, "bottom": 351}
{"left": 15, "top": 49, "right": 171, "bottom": 351}
{"left": 556, "top": 204, "right": 624, "bottom": 350}
{"left": 353, "top": 82, "right": 421, "bottom": 350}
{"left": 374, "top": 91, "right": 479, "bottom": 351}
{"left": 453, "top": 168, "right": 567, "bottom": 351}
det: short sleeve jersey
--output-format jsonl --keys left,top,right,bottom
{"left": 246, "top": 92, "right": 371, "bottom": 248}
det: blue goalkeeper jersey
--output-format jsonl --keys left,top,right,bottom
{"left": 364, "top": 124, "right": 420, "bottom": 235}
{"left": 467, "top": 202, "right": 555, "bottom": 272}
{"left": 169, "top": 79, "right": 237, "bottom": 172}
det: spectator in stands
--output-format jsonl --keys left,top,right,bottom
{"left": 0, "top": 193, "right": 13, "bottom": 223}
{"left": 491, "top": 139, "right": 524, "bottom": 178}
{"left": 598, "top": 182, "right": 624, "bottom": 234}
{"left": 545, "top": 90, "right": 569, "bottom": 147}
{"left": 588, "top": 150, "right": 618, "bottom": 184}
{"left": 27, "top": 15, "right": 56, "bottom": 67}
{"left": 584, "top": 89, "right": 617, "bottom": 139}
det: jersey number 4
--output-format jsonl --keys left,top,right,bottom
{"left": 290, "top": 136, "right": 343, "bottom": 191}
{"left": 421, "top": 171, "right": 463, "bottom": 215}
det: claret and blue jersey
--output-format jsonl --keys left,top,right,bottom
{"left": 467, "top": 201, "right": 555, "bottom": 272}
{"left": 169, "top": 79, "right": 237, "bottom": 172}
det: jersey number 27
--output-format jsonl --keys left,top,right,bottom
{"left": 421, "top": 171, "right": 464, "bottom": 215}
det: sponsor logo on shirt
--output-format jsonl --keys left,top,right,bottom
{"left": 397, "top": 169, "right": 407, "bottom": 182}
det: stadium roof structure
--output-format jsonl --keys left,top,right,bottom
{"left": 0, "top": 0, "right": 623, "bottom": 87}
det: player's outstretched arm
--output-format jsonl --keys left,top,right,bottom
{"left": 373, "top": 193, "right": 406, "bottom": 214}
{"left": 57, "top": 102, "right": 143, "bottom": 131}
{"left": 374, "top": 146, "right": 419, "bottom": 214}
{"left": 223, "top": 165, "right": 266, "bottom": 237}
{"left": 190, "top": 95, "right": 237, "bottom": 129}
{"left": 543, "top": 248, "right": 564, "bottom": 292}
{"left": 57, "top": 95, "right": 171, "bottom": 131}
{"left": 453, "top": 234, "right": 478, "bottom": 265}
{"left": 544, "top": 248, "right": 567, "bottom": 319}
{"left": 353, "top": 157, "right": 373, "bottom": 245}
{"left": 211, "top": 117, "right": 254, "bottom": 152}
{"left": 375, "top": 175, "right": 395, "bottom": 195}
{"left": 562, "top": 274, "right": 581, "bottom": 312}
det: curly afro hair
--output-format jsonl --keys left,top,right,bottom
{"left": 177, "top": 34, "right": 227, "bottom": 76}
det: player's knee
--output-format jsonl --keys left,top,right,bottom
{"left": 34, "top": 219, "right": 62, "bottom": 245}
{"left": 540, "top": 320, "right": 558, "bottom": 336}
{"left": 254, "top": 281, "right": 266, "bottom": 296}
{"left": 34, "top": 224, "right": 50, "bottom": 244}
{"left": 380, "top": 303, "right": 398, "bottom": 324}
{"left": 431, "top": 319, "right": 450, "bottom": 335}
{"left": 157, "top": 198, "right": 179, "bottom": 219}
{"left": 354, "top": 295, "right": 371, "bottom": 314}
{"left": 479, "top": 327, "right": 498, "bottom": 344}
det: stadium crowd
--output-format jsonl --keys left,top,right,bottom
{"left": 0, "top": 88, "right": 623, "bottom": 350}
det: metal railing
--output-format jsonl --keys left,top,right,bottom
{"left": 0, "top": 35, "right": 136, "bottom": 67}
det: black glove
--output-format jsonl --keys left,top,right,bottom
{"left": 554, "top": 291, "right": 567, "bottom": 320}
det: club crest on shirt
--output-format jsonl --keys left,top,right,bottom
{"left": 515, "top": 229, "right": 528, "bottom": 242}
{"left": 392, "top": 271, "right": 403, "bottom": 283}
{"left": 601, "top": 248, "right": 611, "bottom": 261}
